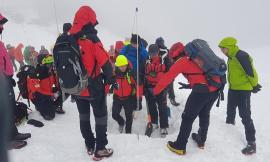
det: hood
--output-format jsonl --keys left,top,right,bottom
{"left": 219, "top": 37, "right": 239, "bottom": 57}
{"left": 17, "top": 43, "right": 24, "bottom": 49}
{"left": 0, "top": 13, "right": 8, "bottom": 25}
{"left": 69, "top": 6, "right": 97, "bottom": 34}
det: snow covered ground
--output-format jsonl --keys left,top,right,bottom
{"left": 8, "top": 44, "right": 270, "bottom": 162}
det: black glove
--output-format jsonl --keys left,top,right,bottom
{"left": 109, "top": 83, "right": 119, "bottom": 94}
{"left": 178, "top": 82, "right": 190, "bottom": 89}
{"left": 252, "top": 84, "right": 262, "bottom": 93}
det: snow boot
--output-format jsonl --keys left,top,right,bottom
{"left": 167, "top": 141, "right": 186, "bottom": 155}
{"left": 93, "top": 148, "right": 113, "bottom": 161}
{"left": 169, "top": 98, "right": 180, "bottom": 107}
{"left": 8, "top": 140, "right": 27, "bottom": 150}
{"left": 160, "top": 128, "right": 168, "bottom": 138}
{"left": 14, "top": 132, "right": 31, "bottom": 141}
{"left": 119, "top": 124, "right": 125, "bottom": 133}
{"left": 191, "top": 133, "right": 205, "bottom": 149}
{"left": 242, "top": 142, "right": 256, "bottom": 155}
{"left": 86, "top": 146, "right": 95, "bottom": 155}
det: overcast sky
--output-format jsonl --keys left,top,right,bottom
{"left": 1, "top": 0, "right": 270, "bottom": 49}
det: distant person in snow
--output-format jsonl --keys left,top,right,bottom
{"left": 27, "top": 55, "right": 64, "bottom": 120}
{"left": 153, "top": 42, "right": 222, "bottom": 155}
{"left": 39, "top": 45, "right": 49, "bottom": 55}
{"left": 219, "top": 37, "right": 260, "bottom": 155}
{"left": 155, "top": 37, "right": 180, "bottom": 107}
{"left": 6, "top": 44, "right": 18, "bottom": 71}
{"left": 14, "top": 43, "right": 25, "bottom": 69}
{"left": 69, "top": 6, "right": 114, "bottom": 160}
{"left": 0, "top": 13, "right": 31, "bottom": 152}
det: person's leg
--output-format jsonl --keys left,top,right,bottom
{"left": 145, "top": 92, "right": 158, "bottom": 125}
{"left": 11, "top": 59, "right": 17, "bottom": 72}
{"left": 112, "top": 97, "right": 125, "bottom": 126}
{"left": 197, "top": 91, "right": 219, "bottom": 144}
{"left": 226, "top": 90, "right": 238, "bottom": 124}
{"left": 91, "top": 96, "right": 108, "bottom": 151}
{"left": 157, "top": 92, "right": 169, "bottom": 129}
{"left": 75, "top": 98, "right": 95, "bottom": 150}
{"left": 123, "top": 98, "right": 134, "bottom": 134}
{"left": 238, "top": 91, "right": 256, "bottom": 143}
{"left": 175, "top": 91, "right": 211, "bottom": 150}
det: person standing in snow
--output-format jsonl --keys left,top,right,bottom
{"left": 69, "top": 6, "right": 114, "bottom": 160}
{"left": 14, "top": 43, "right": 25, "bottom": 69}
{"left": 120, "top": 34, "right": 148, "bottom": 110}
{"left": 153, "top": 42, "right": 221, "bottom": 155}
{"left": 219, "top": 37, "right": 260, "bottom": 155}
{"left": 155, "top": 37, "right": 180, "bottom": 107}
{"left": 0, "top": 13, "right": 31, "bottom": 150}
{"left": 6, "top": 44, "right": 18, "bottom": 72}
{"left": 144, "top": 44, "right": 169, "bottom": 137}
{"left": 111, "top": 55, "right": 137, "bottom": 134}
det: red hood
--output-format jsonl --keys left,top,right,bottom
{"left": 69, "top": 6, "right": 97, "bottom": 34}
{"left": 17, "top": 43, "right": 24, "bottom": 49}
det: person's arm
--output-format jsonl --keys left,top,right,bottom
{"left": 236, "top": 51, "right": 258, "bottom": 86}
{"left": 153, "top": 58, "right": 186, "bottom": 95}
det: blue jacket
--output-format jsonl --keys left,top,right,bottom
{"left": 120, "top": 44, "right": 148, "bottom": 72}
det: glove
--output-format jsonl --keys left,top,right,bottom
{"left": 53, "top": 92, "right": 60, "bottom": 100}
{"left": 109, "top": 83, "right": 119, "bottom": 94}
{"left": 252, "top": 84, "right": 262, "bottom": 93}
{"left": 178, "top": 82, "right": 190, "bottom": 89}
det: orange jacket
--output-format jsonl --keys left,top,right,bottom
{"left": 14, "top": 43, "right": 24, "bottom": 62}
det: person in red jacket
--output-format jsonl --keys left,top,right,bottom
{"left": 27, "top": 55, "right": 62, "bottom": 120}
{"left": 6, "top": 44, "right": 18, "bottom": 72}
{"left": 145, "top": 44, "right": 169, "bottom": 137}
{"left": 14, "top": 43, "right": 25, "bottom": 68}
{"left": 110, "top": 55, "right": 136, "bottom": 134}
{"left": 153, "top": 42, "right": 221, "bottom": 155}
{"left": 69, "top": 6, "right": 114, "bottom": 159}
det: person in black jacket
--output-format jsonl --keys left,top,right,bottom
{"left": 155, "top": 37, "right": 180, "bottom": 107}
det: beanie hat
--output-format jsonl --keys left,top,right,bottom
{"left": 63, "top": 23, "right": 72, "bottom": 33}
{"left": 130, "top": 34, "right": 141, "bottom": 44}
{"left": 148, "top": 44, "right": 159, "bottom": 56}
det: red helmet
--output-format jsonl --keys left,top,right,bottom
{"left": 169, "top": 42, "right": 185, "bottom": 59}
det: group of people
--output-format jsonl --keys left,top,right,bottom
{"left": 0, "top": 5, "right": 261, "bottom": 162}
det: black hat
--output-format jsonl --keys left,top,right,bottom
{"left": 63, "top": 23, "right": 72, "bottom": 33}
{"left": 148, "top": 44, "right": 159, "bottom": 56}
{"left": 130, "top": 34, "right": 141, "bottom": 44}
{"left": 155, "top": 37, "right": 167, "bottom": 49}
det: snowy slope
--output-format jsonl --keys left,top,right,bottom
{"left": 8, "top": 45, "right": 270, "bottom": 162}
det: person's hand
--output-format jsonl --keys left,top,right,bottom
{"left": 252, "top": 84, "right": 262, "bottom": 93}
{"left": 178, "top": 82, "right": 190, "bottom": 89}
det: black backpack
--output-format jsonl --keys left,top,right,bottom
{"left": 184, "top": 39, "right": 227, "bottom": 88}
{"left": 14, "top": 102, "right": 29, "bottom": 125}
{"left": 16, "top": 65, "right": 36, "bottom": 100}
{"left": 53, "top": 34, "right": 88, "bottom": 95}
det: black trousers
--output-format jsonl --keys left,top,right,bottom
{"left": 175, "top": 90, "right": 219, "bottom": 150}
{"left": 168, "top": 82, "right": 176, "bottom": 100}
{"left": 32, "top": 92, "right": 61, "bottom": 119}
{"left": 145, "top": 90, "right": 168, "bottom": 129}
{"left": 226, "top": 90, "right": 256, "bottom": 143}
{"left": 75, "top": 96, "right": 108, "bottom": 151}
{"left": 112, "top": 96, "right": 136, "bottom": 133}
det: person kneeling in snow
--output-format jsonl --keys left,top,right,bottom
{"left": 110, "top": 55, "right": 137, "bottom": 134}
{"left": 27, "top": 55, "right": 64, "bottom": 120}
{"left": 153, "top": 42, "right": 221, "bottom": 155}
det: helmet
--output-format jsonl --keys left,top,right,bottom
{"left": 42, "top": 55, "right": 54, "bottom": 65}
{"left": 169, "top": 42, "right": 185, "bottom": 59}
{"left": 115, "top": 55, "right": 128, "bottom": 67}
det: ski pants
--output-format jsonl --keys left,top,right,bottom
{"left": 112, "top": 95, "right": 136, "bottom": 133}
{"left": 32, "top": 92, "right": 59, "bottom": 119}
{"left": 167, "top": 81, "right": 176, "bottom": 100}
{"left": 145, "top": 90, "right": 168, "bottom": 129}
{"left": 226, "top": 90, "right": 256, "bottom": 143}
{"left": 75, "top": 96, "right": 108, "bottom": 151}
{"left": 176, "top": 90, "right": 219, "bottom": 150}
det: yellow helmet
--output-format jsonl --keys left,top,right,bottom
{"left": 115, "top": 55, "right": 128, "bottom": 67}
{"left": 42, "top": 55, "right": 54, "bottom": 65}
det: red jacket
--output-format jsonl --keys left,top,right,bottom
{"left": 27, "top": 74, "right": 58, "bottom": 99}
{"left": 153, "top": 56, "right": 221, "bottom": 95}
{"left": 145, "top": 56, "right": 166, "bottom": 87}
{"left": 113, "top": 69, "right": 136, "bottom": 98}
